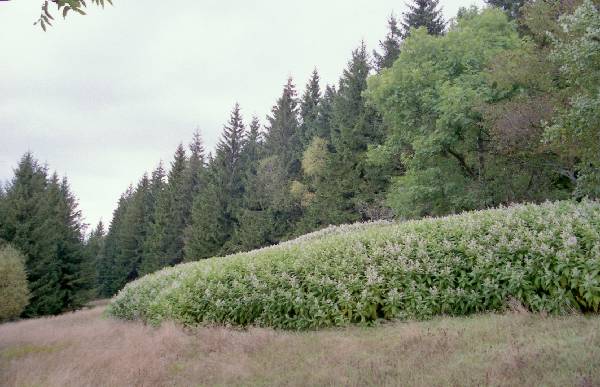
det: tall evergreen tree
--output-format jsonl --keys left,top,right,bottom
{"left": 56, "top": 176, "right": 88, "bottom": 308}
{"left": 111, "top": 176, "right": 152, "bottom": 288}
{"left": 0, "top": 153, "right": 88, "bottom": 315}
{"left": 184, "top": 162, "right": 228, "bottom": 260}
{"left": 185, "top": 104, "right": 246, "bottom": 259}
{"left": 187, "top": 130, "right": 206, "bottom": 197}
{"left": 265, "top": 78, "right": 302, "bottom": 178}
{"left": 299, "top": 69, "right": 322, "bottom": 147}
{"left": 401, "top": 0, "right": 446, "bottom": 37}
{"left": 314, "top": 85, "right": 337, "bottom": 141}
{"left": 84, "top": 220, "right": 105, "bottom": 296}
{"left": 242, "top": 116, "right": 263, "bottom": 174}
{"left": 99, "top": 188, "right": 132, "bottom": 296}
{"left": 373, "top": 15, "right": 403, "bottom": 72}
{"left": 307, "top": 43, "right": 387, "bottom": 227}
{"left": 138, "top": 163, "right": 166, "bottom": 275}
{"left": 226, "top": 116, "right": 270, "bottom": 252}
{"left": 144, "top": 145, "right": 190, "bottom": 268}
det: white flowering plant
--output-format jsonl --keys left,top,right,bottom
{"left": 107, "top": 200, "right": 600, "bottom": 329}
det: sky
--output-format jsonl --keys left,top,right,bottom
{"left": 0, "top": 0, "right": 484, "bottom": 231}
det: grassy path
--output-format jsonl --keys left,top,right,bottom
{"left": 1, "top": 307, "right": 599, "bottom": 386}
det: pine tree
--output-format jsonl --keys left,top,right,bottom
{"left": 373, "top": 15, "right": 402, "bottom": 72}
{"left": 265, "top": 78, "right": 302, "bottom": 178}
{"left": 187, "top": 130, "right": 206, "bottom": 197}
{"left": 401, "top": 0, "right": 446, "bottom": 37}
{"left": 299, "top": 69, "right": 322, "bottom": 147}
{"left": 332, "top": 42, "right": 383, "bottom": 151}
{"left": 84, "top": 220, "right": 105, "bottom": 296}
{"left": 1, "top": 156, "right": 87, "bottom": 316}
{"left": 25, "top": 173, "right": 65, "bottom": 316}
{"left": 185, "top": 104, "right": 246, "bottom": 259}
{"left": 110, "top": 176, "right": 153, "bottom": 289}
{"left": 99, "top": 188, "right": 132, "bottom": 296}
{"left": 139, "top": 163, "right": 166, "bottom": 275}
{"left": 306, "top": 43, "right": 387, "bottom": 227}
{"left": 242, "top": 116, "right": 263, "bottom": 174}
{"left": 314, "top": 85, "right": 337, "bottom": 141}
{"left": 258, "top": 79, "right": 306, "bottom": 239}
{"left": 56, "top": 176, "right": 88, "bottom": 309}
{"left": 144, "top": 145, "right": 190, "bottom": 268}
{"left": 226, "top": 116, "right": 270, "bottom": 252}
{"left": 184, "top": 163, "right": 227, "bottom": 260}
{"left": 0, "top": 153, "right": 48, "bottom": 247}
{"left": 217, "top": 104, "right": 245, "bottom": 208}
{"left": 1, "top": 155, "right": 60, "bottom": 315}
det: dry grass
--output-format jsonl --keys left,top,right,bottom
{"left": 1, "top": 307, "right": 599, "bottom": 387}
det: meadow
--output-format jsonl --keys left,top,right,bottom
{"left": 1, "top": 304, "right": 599, "bottom": 386}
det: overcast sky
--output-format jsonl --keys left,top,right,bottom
{"left": 0, "top": 0, "right": 483, "bottom": 231}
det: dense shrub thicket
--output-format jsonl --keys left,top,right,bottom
{"left": 108, "top": 200, "right": 600, "bottom": 329}
{"left": 0, "top": 245, "right": 30, "bottom": 321}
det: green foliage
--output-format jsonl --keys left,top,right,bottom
{"left": 0, "top": 245, "right": 29, "bottom": 321}
{"left": 108, "top": 200, "right": 600, "bottom": 330}
{"left": 35, "top": 0, "right": 113, "bottom": 31}
{"left": 301, "top": 137, "right": 328, "bottom": 178}
{"left": 545, "top": 0, "right": 600, "bottom": 198}
{"left": 366, "top": 8, "right": 566, "bottom": 218}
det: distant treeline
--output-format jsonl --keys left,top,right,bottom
{"left": 1, "top": 0, "right": 599, "bottom": 311}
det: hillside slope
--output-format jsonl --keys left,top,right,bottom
{"left": 108, "top": 200, "right": 600, "bottom": 329}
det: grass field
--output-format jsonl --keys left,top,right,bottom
{"left": 1, "top": 305, "right": 599, "bottom": 386}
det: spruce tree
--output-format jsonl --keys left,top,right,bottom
{"left": 373, "top": 15, "right": 402, "bottom": 72}
{"left": 226, "top": 116, "right": 270, "bottom": 252}
{"left": 242, "top": 116, "right": 263, "bottom": 174}
{"left": 314, "top": 85, "right": 337, "bottom": 141}
{"left": 307, "top": 43, "right": 387, "bottom": 227}
{"left": 2, "top": 158, "right": 87, "bottom": 315}
{"left": 401, "top": 0, "right": 446, "bottom": 37}
{"left": 56, "top": 176, "right": 88, "bottom": 309}
{"left": 144, "top": 145, "right": 190, "bottom": 268}
{"left": 84, "top": 220, "right": 105, "bottom": 296}
{"left": 265, "top": 78, "right": 302, "bottom": 178}
{"left": 184, "top": 162, "right": 227, "bottom": 260}
{"left": 139, "top": 163, "right": 166, "bottom": 275}
{"left": 299, "top": 69, "right": 322, "bottom": 147}
{"left": 187, "top": 130, "right": 206, "bottom": 197}
{"left": 0, "top": 153, "right": 48, "bottom": 247}
{"left": 99, "top": 188, "right": 132, "bottom": 295}
{"left": 185, "top": 104, "right": 246, "bottom": 259}
{"left": 111, "top": 176, "right": 152, "bottom": 289}
{"left": 25, "top": 173, "right": 64, "bottom": 316}
{"left": 260, "top": 79, "right": 305, "bottom": 239}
